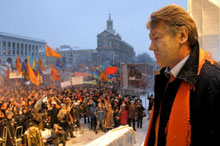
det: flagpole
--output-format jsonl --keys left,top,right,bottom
{"left": 46, "top": 55, "right": 51, "bottom": 89}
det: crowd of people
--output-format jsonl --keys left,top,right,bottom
{"left": 0, "top": 78, "right": 148, "bottom": 146}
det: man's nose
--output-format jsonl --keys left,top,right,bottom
{"left": 149, "top": 42, "right": 156, "bottom": 51}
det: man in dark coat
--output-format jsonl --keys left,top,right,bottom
{"left": 144, "top": 4, "right": 220, "bottom": 146}
{"left": 88, "top": 98, "right": 96, "bottom": 131}
{"left": 127, "top": 101, "right": 137, "bottom": 131}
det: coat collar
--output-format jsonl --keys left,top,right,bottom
{"left": 160, "top": 41, "right": 200, "bottom": 86}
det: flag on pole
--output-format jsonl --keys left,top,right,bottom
{"left": 38, "top": 58, "right": 46, "bottom": 71}
{"left": 99, "top": 71, "right": 108, "bottom": 82}
{"left": 46, "top": 44, "right": 62, "bottom": 58}
{"left": 16, "top": 55, "right": 22, "bottom": 75}
{"left": 27, "top": 62, "right": 39, "bottom": 86}
{"left": 105, "top": 67, "right": 117, "bottom": 75}
{"left": 27, "top": 52, "right": 36, "bottom": 69}
{"left": 50, "top": 65, "right": 60, "bottom": 80}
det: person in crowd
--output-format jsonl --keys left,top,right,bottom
{"left": 104, "top": 102, "right": 114, "bottom": 131}
{"left": 23, "top": 122, "right": 43, "bottom": 146}
{"left": 48, "top": 101, "right": 59, "bottom": 129}
{"left": 112, "top": 99, "right": 120, "bottom": 128}
{"left": 5, "top": 111, "right": 16, "bottom": 146}
{"left": 135, "top": 95, "right": 142, "bottom": 104}
{"left": 136, "top": 100, "right": 145, "bottom": 129}
{"left": 66, "top": 101, "right": 76, "bottom": 138}
{"left": 127, "top": 100, "right": 137, "bottom": 131}
{"left": 119, "top": 102, "right": 128, "bottom": 126}
{"left": 94, "top": 103, "right": 106, "bottom": 134}
{"left": 88, "top": 98, "right": 97, "bottom": 131}
{"left": 82, "top": 97, "right": 90, "bottom": 124}
{"left": 72, "top": 101, "right": 81, "bottom": 128}
{"left": 57, "top": 103, "right": 69, "bottom": 140}
{"left": 51, "top": 124, "right": 66, "bottom": 146}
{"left": 144, "top": 4, "right": 220, "bottom": 146}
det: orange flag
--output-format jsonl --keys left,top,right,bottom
{"left": 27, "top": 62, "right": 39, "bottom": 86}
{"left": 105, "top": 67, "right": 117, "bottom": 75}
{"left": 99, "top": 71, "right": 108, "bottom": 82}
{"left": 46, "top": 44, "right": 62, "bottom": 58}
{"left": 50, "top": 65, "right": 60, "bottom": 80}
{"left": 6, "top": 66, "right": 10, "bottom": 79}
{"left": 38, "top": 58, "right": 46, "bottom": 71}
{"left": 16, "top": 55, "right": 22, "bottom": 75}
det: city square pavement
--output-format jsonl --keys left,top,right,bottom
{"left": 65, "top": 116, "right": 149, "bottom": 146}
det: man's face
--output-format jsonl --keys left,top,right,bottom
{"left": 149, "top": 22, "right": 182, "bottom": 68}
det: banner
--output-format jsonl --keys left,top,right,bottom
{"left": 61, "top": 81, "right": 72, "bottom": 88}
{"left": 74, "top": 72, "right": 89, "bottom": 78}
{"left": 9, "top": 72, "right": 23, "bottom": 79}
{"left": 72, "top": 76, "right": 83, "bottom": 85}
{"left": 105, "top": 67, "right": 117, "bottom": 75}
{"left": 83, "top": 80, "right": 97, "bottom": 85}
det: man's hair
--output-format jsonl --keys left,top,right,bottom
{"left": 147, "top": 4, "right": 198, "bottom": 47}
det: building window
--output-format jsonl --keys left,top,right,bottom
{"left": 21, "top": 48, "right": 23, "bottom": 56}
{"left": 13, "top": 42, "right": 16, "bottom": 55}
{"left": 21, "top": 43, "right": 24, "bottom": 56}
{"left": 29, "top": 45, "right": 31, "bottom": 55}
{"left": 8, "top": 42, "right": 11, "bottom": 48}
{"left": 3, "top": 41, "right": 6, "bottom": 48}
{"left": 7, "top": 42, "right": 11, "bottom": 55}
{"left": 36, "top": 46, "right": 38, "bottom": 57}
{"left": 32, "top": 45, "right": 35, "bottom": 56}
{"left": 25, "top": 44, "right": 28, "bottom": 56}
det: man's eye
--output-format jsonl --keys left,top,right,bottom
{"left": 154, "top": 37, "right": 160, "bottom": 40}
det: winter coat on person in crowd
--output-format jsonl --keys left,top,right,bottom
{"left": 119, "top": 104, "right": 128, "bottom": 125}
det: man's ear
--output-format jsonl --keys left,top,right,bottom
{"left": 179, "top": 26, "right": 188, "bottom": 44}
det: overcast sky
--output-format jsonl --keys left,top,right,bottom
{"left": 0, "top": 0, "right": 186, "bottom": 57}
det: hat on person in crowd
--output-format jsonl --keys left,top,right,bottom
{"left": 114, "top": 99, "right": 118, "bottom": 102}
{"left": 131, "top": 100, "right": 135, "bottom": 103}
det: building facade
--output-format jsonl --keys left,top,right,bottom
{"left": 96, "top": 14, "right": 135, "bottom": 67}
{"left": 57, "top": 45, "right": 95, "bottom": 69}
{"left": 0, "top": 32, "right": 46, "bottom": 68}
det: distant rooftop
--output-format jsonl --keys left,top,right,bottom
{"left": 0, "top": 32, "right": 46, "bottom": 43}
{"left": 58, "top": 47, "right": 95, "bottom": 52}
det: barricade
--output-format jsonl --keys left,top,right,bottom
{"left": 86, "top": 125, "right": 136, "bottom": 146}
